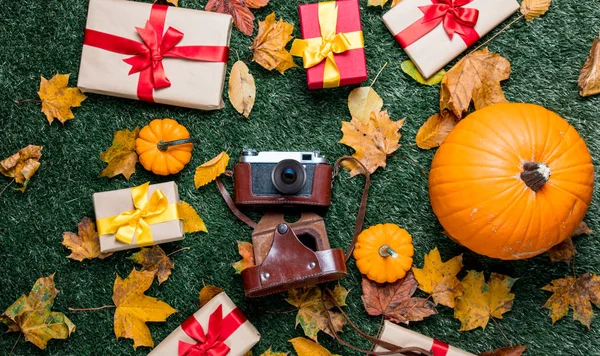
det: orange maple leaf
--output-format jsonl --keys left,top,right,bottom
{"left": 250, "top": 12, "right": 297, "bottom": 74}
{"left": 62, "top": 217, "right": 113, "bottom": 262}
{"left": 232, "top": 241, "right": 255, "bottom": 274}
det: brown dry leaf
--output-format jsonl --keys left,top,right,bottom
{"left": 62, "top": 217, "right": 113, "bottom": 261}
{"left": 480, "top": 345, "right": 527, "bottom": 356}
{"left": 113, "top": 269, "right": 177, "bottom": 349}
{"left": 289, "top": 337, "right": 338, "bottom": 356}
{"left": 361, "top": 273, "right": 437, "bottom": 324}
{"left": 542, "top": 273, "right": 600, "bottom": 328}
{"left": 260, "top": 348, "right": 289, "bottom": 356}
{"left": 578, "top": 39, "right": 600, "bottom": 97}
{"left": 548, "top": 222, "right": 593, "bottom": 264}
{"left": 206, "top": 0, "right": 269, "bottom": 36}
{"left": 454, "top": 271, "right": 516, "bottom": 331}
{"left": 412, "top": 247, "right": 464, "bottom": 308}
{"left": 232, "top": 241, "right": 255, "bottom": 274}
{"left": 347, "top": 87, "right": 383, "bottom": 123}
{"left": 199, "top": 285, "right": 224, "bottom": 307}
{"left": 440, "top": 48, "right": 511, "bottom": 119}
{"left": 250, "top": 12, "right": 297, "bottom": 74}
{"left": 339, "top": 111, "right": 405, "bottom": 177}
{"left": 194, "top": 151, "right": 230, "bottom": 188}
{"left": 228, "top": 61, "right": 256, "bottom": 118}
{"left": 100, "top": 127, "right": 139, "bottom": 180}
{"left": 415, "top": 112, "right": 457, "bottom": 150}
{"left": 367, "top": 0, "right": 388, "bottom": 6}
{"left": 573, "top": 221, "right": 593, "bottom": 236}
{"left": 129, "top": 246, "right": 174, "bottom": 285}
{"left": 0, "top": 144, "right": 42, "bottom": 192}
{"left": 177, "top": 201, "right": 208, "bottom": 233}
{"left": 520, "top": 0, "right": 551, "bottom": 21}
{"left": 37, "top": 74, "right": 86, "bottom": 124}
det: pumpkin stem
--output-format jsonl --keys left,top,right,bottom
{"left": 157, "top": 138, "right": 201, "bottom": 152}
{"left": 378, "top": 245, "right": 398, "bottom": 258}
{"left": 520, "top": 162, "right": 550, "bottom": 192}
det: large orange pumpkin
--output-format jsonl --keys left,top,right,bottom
{"left": 429, "top": 103, "right": 594, "bottom": 260}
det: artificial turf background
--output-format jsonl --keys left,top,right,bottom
{"left": 1, "top": 0, "right": 599, "bottom": 355}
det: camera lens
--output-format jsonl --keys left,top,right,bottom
{"left": 282, "top": 168, "right": 297, "bottom": 184}
{"left": 272, "top": 159, "right": 306, "bottom": 195}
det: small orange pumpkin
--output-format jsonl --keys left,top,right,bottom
{"left": 353, "top": 224, "right": 414, "bottom": 283}
{"left": 429, "top": 103, "right": 594, "bottom": 260}
{"left": 135, "top": 118, "right": 194, "bottom": 176}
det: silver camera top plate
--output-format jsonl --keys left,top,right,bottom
{"left": 239, "top": 149, "right": 327, "bottom": 164}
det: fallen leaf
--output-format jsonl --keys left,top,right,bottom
{"left": 361, "top": 273, "right": 437, "bottom": 324}
{"left": 37, "top": 74, "right": 86, "bottom": 124}
{"left": 194, "top": 151, "right": 230, "bottom": 188}
{"left": 391, "top": 0, "right": 402, "bottom": 6}
{"left": 177, "top": 201, "right": 208, "bottom": 233}
{"left": 129, "top": 246, "right": 174, "bottom": 285}
{"left": 113, "top": 269, "right": 177, "bottom": 349}
{"left": 578, "top": 38, "right": 600, "bottom": 97}
{"left": 206, "top": 0, "right": 269, "bottom": 36}
{"left": 367, "top": 0, "right": 388, "bottom": 6}
{"left": 454, "top": 271, "right": 516, "bottom": 331}
{"left": 62, "top": 217, "right": 113, "bottom": 261}
{"left": 542, "top": 273, "right": 600, "bottom": 328}
{"left": 154, "top": 0, "right": 178, "bottom": 5}
{"left": 339, "top": 111, "right": 405, "bottom": 176}
{"left": 100, "top": 127, "right": 139, "bottom": 180}
{"left": 232, "top": 241, "right": 255, "bottom": 274}
{"left": 520, "top": 0, "right": 551, "bottom": 21}
{"left": 412, "top": 247, "right": 464, "bottom": 308}
{"left": 480, "top": 345, "right": 527, "bottom": 356}
{"left": 199, "top": 285, "right": 224, "bottom": 307}
{"left": 573, "top": 221, "right": 593, "bottom": 236}
{"left": 250, "top": 12, "right": 297, "bottom": 74}
{"left": 347, "top": 87, "right": 383, "bottom": 123}
{"left": 548, "top": 222, "right": 593, "bottom": 264}
{"left": 0, "top": 144, "right": 42, "bottom": 192}
{"left": 401, "top": 60, "right": 446, "bottom": 86}
{"left": 260, "top": 347, "right": 289, "bottom": 356}
{"left": 440, "top": 48, "right": 511, "bottom": 119}
{"left": 289, "top": 337, "right": 338, "bottom": 356}
{"left": 246, "top": 0, "right": 269, "bottom": 8}
{"left": 415, "top": 112, "right": 457, "bottom": 150}
{"left": 1, "top": 274, "right": 75, "bottom": 349}
{"left": 229, "top": 61, "right": 256, "bottom": 118}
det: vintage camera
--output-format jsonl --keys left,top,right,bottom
{"left": 233, "top": 149, "right": 332, "bottom": 207}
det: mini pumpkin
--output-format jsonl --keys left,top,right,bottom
{"left": 135, "top": 118, "right": 195, "bottom": 176}
{"left": 353, "top": 223, "right": 414, "bottom": 283}
{"left": 429, "top": 103, "right": 594, "bottom": 260}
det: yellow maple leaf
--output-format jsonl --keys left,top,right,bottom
{"left": 232, "top": 241, "right": 255, "bottom": 274}
{"left": 454, "top": 271, "right": 516, "bottom": 331}
{"left": 113, "top": 269, "right": 177, "bottom": 349}
{"left": 367, "top": 0, "right": 388, "bottom": 6}
{"left": 199, "top": 285, "right": 224, "bottom": 307}
{"left": 0, "top": 144, "right": 42, "bottom": 192}
{"left": 542, "top": 273, "right": 600, "bottom": 328}
{"left": 391, "top": 0, "right": 402, "bottom": 6}
{"left": 100, "top": 127, "right": 139, "bottom": 180}
{"left": 37, "top": 74, "right": 86, "bottom": 124}
{"left": 194, "top": 151, "right": 230, "bottom": 188}
{"left": 520, "top": 0, "right": 551, "bottom": 21}
{"left": 289, "top": 337, "right": 339, "bottom": 356}
{"left": 412, "top": 247, "right": 463, "bottom": 308}
{"left": 129, "top": 246, "right": 174, "bottom": 285}
{"left": 415, "top": 112, "right": 457, "bottom": 150}
{"left": 339, "top": 111, "right": 405, "bottom": 177}
{"left": 578, "top": 38, "right": 600, "bottom": 97}
{"left": 228, "top": 61, "right": 256, "bottom": 118}
{"left": 177, "top": 201, "right": 208, "bottom": 233}
{"left": 347, "top": 87, "right": 383, "bottom": 123}
{"left": 250, "top": 12, "right": 297, "bottom": 74}
{"left": 260, "top": 347, "right": 289, "bottom": 356}
{"left": 62, "top": 217, "right": 113, "bottom": 262}
{"left": 401, "top": 60, "right": 446, "bottom": 86}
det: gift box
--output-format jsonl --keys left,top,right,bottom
{"left": 149, "top": 292, "right": 260, "bottom": 356}
{"left": 93, "top": 182, "right": 184, "bottom": 253}
{"left": 374, "top": 321, "right": 476, "bottom": 356}
{"left": 290, "top": 0, "right": 368, "bottom": 89}
{"left": 78, "top": 0, "right": 232, "bottom": 110}
{"left": 382, "top": 0, "right": 520, "bottom": 78}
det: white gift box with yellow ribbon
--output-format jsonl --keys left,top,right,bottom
{"left": 93, "top": 181, "right": 184, "bottom": 253}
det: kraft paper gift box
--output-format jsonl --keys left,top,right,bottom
{"left": 93, "top": 182, "right": 184, "bottom": 253}
{"left": 78, "top": 0, "right": 232, "bottom": 110}
{"left": 149, "top": 292, "right": 260, "bottom": 356}
{"left": 382, "top": 0, "right": 520, "bottom": 79}
{"left": 290, "top": 0, "right": 368, "bottom": 89}
{"left": 374, "top": 321, "right": 476, "bottom": 356}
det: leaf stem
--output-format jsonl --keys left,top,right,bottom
{"left": 167, "top": 247, "right": 191, "bottom": 257}
{"left": 68, "top": 305, "right": 115, "bottom": 311}
{"left": 265, "top": 308, "right": 299, "bottom": 314}
{"left": 9, "top": 333, "right": 21, "bottom": 356}
{"left": 491, "top": 317, "right": 512, "bottom": 347}
{"left": 469, "top": 15, "right": 524, "bottom": 54}
{"left": 370, "top": 62, "right": 388, "bottom": 88}
{"left": 0, "top": 180, "right": 14, "bottom": 197}
{"left": 13, "top": 99, "right": 42, "bottom": 104}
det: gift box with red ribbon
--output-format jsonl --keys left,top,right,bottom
{"left": 383, "top": 0, "right": 519, "bottom": 79}
{"left": 149, "top": 292, "right": 260, "bottom": 356}
{"left": 77, "top": 0, "right": 232, "bottom": 110}
{"left": 290, "top": 0, "right": 368, "bottom": 89}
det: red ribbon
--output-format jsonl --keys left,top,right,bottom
{"left": 178, "top": 305, "right": 247, "bottom": 356}
{"left": 83, "top": 4, "right": 229, "bottom": 103}
{"left": 394, "top": 0, "right": 480, "bottom": 48}
{"left": 431, "top": 339, "right": 450, "bottom": 356}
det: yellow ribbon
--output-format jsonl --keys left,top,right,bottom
{"left": 96, "top": 182, "right": 179, "bottom": 246}
{"left": 290, "top": 1, "right": 364, "bottom": 88}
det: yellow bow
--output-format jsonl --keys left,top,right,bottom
{"left": 290, "top": 1, "right": 364, "bottom": 88}
{"left": 96, "top": 182, "right": 179, "bottom": 246}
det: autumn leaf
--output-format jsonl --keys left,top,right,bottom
{"left": 347, "top": 87, "right": 383, "bottom": 123}
{"left": 1, "top": 274, "right": 75, "bottom": 349}
{"left": 520, "top": 0, "right": 551, "bottom": 21}
{"left": 232, "top": 241, "right": 255, "bottom": 274}
{"left": 415, "top": 112, "right": 457, "bottom": 150}
{"left": 206, "top": 0, "right": 269, "bottom": 36}
{"left": 62, "top": 217, "right": 113, "bottom": 261}
{"left": 37, "top": 74, "right": 86, "bottom": 124}
{"left": 129, "top": 246, "right": 174, "bottom": 285}
{"left": 480, "top": 345, "right": 527, "bottom": 356}
{"left": 340, "top": 111, "right": 405, "bottom": 176}
{"left": 454, "top": 271, "right": 516, "bottom": 331}
{"left": 440, "top": 48, "right": 511, "bottom": 119}
{"left": 113, "top": 269, "right": 177, "bottom": 349}
{"left": 289, "top": 337, "right": 338, "bottom": 356}
{"left": 250, "top": 12, "right": 297, "bottom": 74}
{"left": 401, "top": 60, "right": 446, "bottom": 86}
{"left": 194, "top": 151, "right": 230, "bottom": 188}
{"left": 542, "top": 273, "right": 600, "bottom": 328}
{"left": 578, "top": 38, "right": 600, "bottom": 97}
{"left": 573, "top": 221, "right": 593, "bottom": 236}
{"left": 0, "top": 144, "right": 42, "bottom": 192}
{"left": 228, "top": 61, "right": 256, "bottom": 118}
{"left": 260, "top": 347, "right": 289, "bottom": 356}
{"left": 361, "top": 273, "right": 437, "bottom": 324}
{"left": 177, "top": 201, "right": 208, "bottom": 233}
{"left": 199, "top": 285, "right": 224, "bottom": 307}
{"left": 100, "top": 127, "right": 139, "bottom": 180}
{"left": 367, "top": 0, "right": 388, "bottom": 6}
{"left": 412, "top": 247, "right": 464, "bottom": 308}
{"left": 392, "top": 0, "right": 402, "bottom": 6}
{"left": 548, "top": 222, "right": 594, "bottom": 264}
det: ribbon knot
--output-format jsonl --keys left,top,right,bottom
{"left": 178, "top": 305, "right": 231, "bottom": 356}
{"left": 419, "top": 0, "right": 479, "bottom": 40}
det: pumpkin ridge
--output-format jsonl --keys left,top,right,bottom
{"left": 549, "top": 162, "right": 593, "bottom": 175}
{"left": 545, "top": 134, "right": 584, "bottom": 166}
{"left": 436, "top": 184, "right": 520, "bottom": 220}
{"left": 535, "top": 190, "right": 569, "bottom": 248}
{"left": 468, "top": 118, "right": 523, "bottom": 160}
{"left": 441, "top": 141, "right": 516, "bottom": 166}
{"left": 540, "top": 126, "right": 578, "bottom": 164}
{"left": 502, "top": 191, "right": 536, "bottom": 253}
{"left": 430, "top": 176, "right": 514, "bottom": 188}
{"left": 546, "top": 180, "right": 593, "bottom": 205}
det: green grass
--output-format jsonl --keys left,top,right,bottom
{"left": 1, "top": 0, "right": 599, "bottom": 355}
